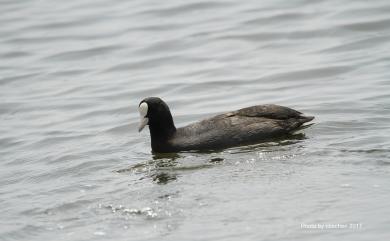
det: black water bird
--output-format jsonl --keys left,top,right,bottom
{"left": 138, "top": 97, "right": 314, "bottom": 153}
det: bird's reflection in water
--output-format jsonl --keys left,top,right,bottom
{"left": 150, "top": 153, "right": 180, "bottom": 184}
{"left": 152, "top": 172, "right": 177, "bottom": 184}
{"left": 118, "top": 132, "right": 308, "bottom": 184}
{"left": 116, "top": 153, "right": 181, "bottom": 185}
{"left": 117, "top": 151, "right": 224, "bottom": 184}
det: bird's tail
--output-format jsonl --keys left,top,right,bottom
{"left": 286, "top": 115, "right": 315, "bottom": 132}
{"left": 300, "top": 115, "right": 314, "bottom": 123}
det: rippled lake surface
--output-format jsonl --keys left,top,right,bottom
{"left": 1, "top": 0, "right": 390, "bottom": 240}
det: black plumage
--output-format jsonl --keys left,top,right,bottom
{"left": 138, "top": 97, "right": 314, "bottom": 153}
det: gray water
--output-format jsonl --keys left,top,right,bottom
{"left": 1, "top": 0, "right": 390, "bottom": 240}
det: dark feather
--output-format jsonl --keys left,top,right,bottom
{"left": 139, "top": 98, "right": 314, "bottom": 152}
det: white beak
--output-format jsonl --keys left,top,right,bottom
{"left": 138, "top": 117, "right": 149, "bottom": 132}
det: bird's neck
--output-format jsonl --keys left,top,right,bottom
{"left": 149, "top": 123, "right": 176, "bottom": 139}
{"left": 149, "top": 113, "right": 176, "bottom": 142}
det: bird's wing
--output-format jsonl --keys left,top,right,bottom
{"left": 229, "top": 104, "right": 303, "bottom": 120}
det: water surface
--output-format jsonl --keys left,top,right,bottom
{"left": 1, "top": 0, "right": 390, "bottom": 240}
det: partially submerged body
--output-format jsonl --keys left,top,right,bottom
{"left": 138, "top": 97, "right": 314, "bottom": 153}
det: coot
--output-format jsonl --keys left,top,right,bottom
{"left": 138, "top": 97, "right": 314, "bottom": 152}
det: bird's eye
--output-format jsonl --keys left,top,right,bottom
{"left": 139, "top": 102, "right": 148, "bottom": 117}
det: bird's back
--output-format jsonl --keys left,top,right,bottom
{"left": 168, "top": 104, "right": 314, "bottom": 151}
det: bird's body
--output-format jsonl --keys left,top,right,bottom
{"left": 138, "top": 97, "right": 314, "bottom": 153}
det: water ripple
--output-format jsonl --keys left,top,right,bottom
{"left": 1, "top": 0, "right": 390, "bottom": 240}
